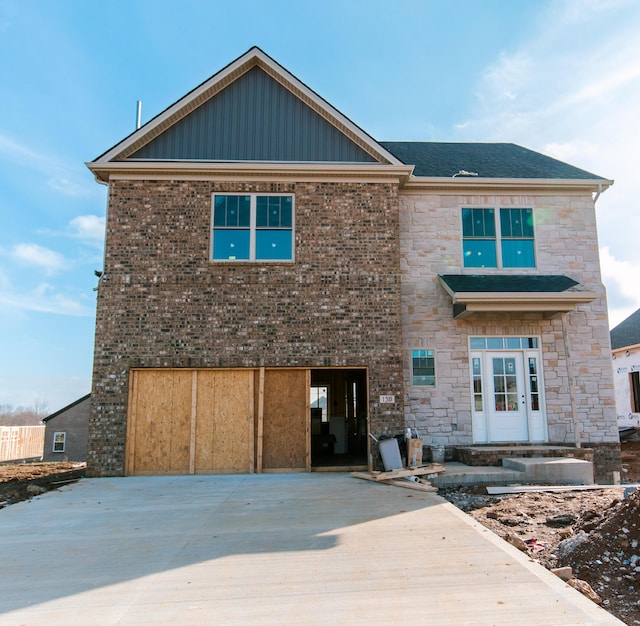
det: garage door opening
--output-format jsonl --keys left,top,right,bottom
{"left": 126, "top": 367, "right": 369, "bottom": 475}
{"left": 310, "top": 368, "right": 368, "bottom": 469}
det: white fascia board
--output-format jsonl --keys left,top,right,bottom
{"left": 450, "top": 291, "right": 598, "bottom": 304}
{"left": 612, "top": 343, "right": 640, "bottom": 355}
{"left": 85, "top": 160, "right": 414, "bottom": 184}
{"left": 402, "top": 176, "right": 613, "bottom": 193}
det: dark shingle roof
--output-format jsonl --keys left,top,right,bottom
{"left": 379, "top": 142, "right": 605, "bottom": 180}
{"left": 42, "top": 394, "right": 91, "bottom": 423}
{"left": 439, "top": 274, "right": 579, "bottom": 293}
{"left": 610, "top": 308, "right": 640, "bottom": 350}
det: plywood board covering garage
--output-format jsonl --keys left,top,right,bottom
{"left": 261, "top": 369, "right": 309, "bottom": 470}
{"left": 128, "top": 369, "right": 255, "bottom": 475}
{"left": 194, "top": 370, "right": 254, "bottom": 472}
{"left": 127, "top": 369, "right": 192, "bottom": 474}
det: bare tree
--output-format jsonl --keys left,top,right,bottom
{"left": 0, "top": 402, "right": 49, "bottom": 426}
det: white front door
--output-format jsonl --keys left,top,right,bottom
{"left": 486, "top": 352, "right": 528, "bottom": 442}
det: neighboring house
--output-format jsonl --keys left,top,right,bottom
{"left": 85, "top": 47, "right": 620, "bottom": 482}
{"left": 611, "top": 308, "right": 640, "bottom": 430}
{"left": 42, "top": 394, "right": 90, "bottom": 462}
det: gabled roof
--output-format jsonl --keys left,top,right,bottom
{"left": 380, "top": 142, "right": 606, "bottom": 180}
{"left": 89, "top": 46, "right": 404, "bottom": 181}
{"left": 611, "top": 308, "right": 640, "bottom": 350}
{"left": 87, "top": 47, "right": 612, "bottom": 192}
{"left": 42, "top": 394, "right": 91, "bottom": 423}
{"left": 438, "top": 274, "right": 598, "bottom": 319}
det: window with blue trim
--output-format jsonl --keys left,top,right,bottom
{"left": 462, "top": 208, "right": 535, "bottom": 268}
{"left": 212, "top": 194, "right": 294, "bottom": 261}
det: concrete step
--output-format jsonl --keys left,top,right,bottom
{"left": 454, "top": 445, "right": 593, "bottom": 466}
{"left": 430, "top": 462, "right": 525, "bottom": 488}
{"left": 502, "top": 456, "right": 594, "bottom": 485}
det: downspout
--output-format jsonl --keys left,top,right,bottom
{"left": 593, "top": 183, "right": 604, "bottom": 205}
{"left": 561, "top": 312, "right": 581, "bottom": 448}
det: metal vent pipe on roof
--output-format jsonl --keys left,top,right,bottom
{"left": 136, "top": 101, "right": 142, "bottom": 130}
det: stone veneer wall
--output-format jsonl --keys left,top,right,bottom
{"left": 399, "top": 191, "right": 620, "bottom": 478}
{"left": 88, "top": 179, "right": 404, "bottom": 476}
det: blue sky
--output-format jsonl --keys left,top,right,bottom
{"left": 1, "top": 0, "right": 639, "bottom": 413}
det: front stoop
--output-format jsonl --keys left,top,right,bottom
{"left": 502, "top": 457, "right": 594, "bottom": 485}
{"left": 429, "top": 446, "right": 597, "bottom": 488}
{"left": 454, "top": 445, "right": 594, "bottom": 467}
{"left": 430, "top": 462, "right": 524, "bottom": 488}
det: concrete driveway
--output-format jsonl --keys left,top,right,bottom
{"left": 0, "top": 473, "right": 623, "bottom": 625}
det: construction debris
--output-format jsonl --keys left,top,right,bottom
{"left": 351, "top": 463, "right": 445, "bottom": 492}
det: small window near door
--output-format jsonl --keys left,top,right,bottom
{"left": 412, "top": 350, "right": 435, "bottom": 386}
{"left": 53, "top": 432, "right": 66, "bottom": 453}
{"left": 631, "top": 371, "right": 640, "bottom": 413}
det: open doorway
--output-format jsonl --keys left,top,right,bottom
{"left": 310, "top": 368, "right": 368, "bottom": 469}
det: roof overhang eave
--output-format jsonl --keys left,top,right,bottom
{"left": 85, "top": 160, "right": 415, "bottom": 184}
{"left": 403, "top": 176, "right": 613, "bottom": 193}
{"left": 612, "top": 342, "right": 640, "bottom": 354}
{"left": 441, "top": 289, "right": 599, "bottom": 320}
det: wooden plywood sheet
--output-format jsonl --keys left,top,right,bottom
{"left": 168, "top": 370, "right": 192, "bottom": 472}
{"left": 262, "top": 369, "right": 308, "bottom": 470}
{"left": 195, "top": 370, "right": 253, "bottom": 472}
{"left": 128, "top": 370, "right": 191, "bottom": 474}
{"left": 127, "top": 367, "right": 309, "bottom": 475}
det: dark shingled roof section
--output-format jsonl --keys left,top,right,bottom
{"left": 379, "top": 142, "right": 605, "bottom": 180}
{"left": 42, "top": 393, "right": 91, "bottom": 423}
{"left": 439, "top": 274, "right": 579, "bottom": 293}
{"left": 610, "top": 308, "right": 640, "bottom": 350}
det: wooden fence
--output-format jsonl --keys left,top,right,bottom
{"left": 0, "top": 426, "right": 45, "bottom": 462}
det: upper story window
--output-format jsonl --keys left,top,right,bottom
{"left": 212, "top": 194, "right": 294, "bottom": 261}
{"left": 462, "top": 208, "right": 535, "bottom": 268}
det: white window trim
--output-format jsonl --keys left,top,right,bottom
{"left": 461, "top": 206, "right": 537, "bottom": 269}
{"left": 210, "top": 192, "right": 295, "bottom": 262}
{"left": 468, "top": 335, "right": 547, "bottom": 443}
{"left": 411, "top": 348, "right": 436, "bottom": 387}
{"left": 53, "top": 431, "right": 66, "bottom": 453}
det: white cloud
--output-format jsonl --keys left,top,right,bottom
{"left": 47, "top": 177, "right": 86, "bottom": 197}
{"left": 0, "top": 281, "right": 92, "bottom": 317}
{"left": 0, "top": 131, "right": 90, "bottom": 198}
{"left": 456, "top": 0, "right": 640, "bottom": 328}
{"left": 10, "top": 243, "right": 69, "bottom": 275}
{"left": 68, "top": 215, "right": 106, "bottom": 247}
{"left": 599, "top": 247, "right": 640, "bottom": 328}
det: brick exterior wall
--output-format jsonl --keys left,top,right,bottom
{"left": 399, "top": 191, "right": 619, "bottom": 479}
{"left": 88, "top": 179, "right": 404, "bottom": 476}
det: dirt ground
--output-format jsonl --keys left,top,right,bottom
{"left": 442, "top": 439, "right": 640, "bottom": 625}
{"left": 0, "top": 462, "right": 85, "bottom": 507}
{"left": 2, "top": 444, "right": 640, "bottom": 624}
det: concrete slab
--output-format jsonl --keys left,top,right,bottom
{"left": 430, "top": 461, "right": 524, "bottom": 488}
{"left": 503, "top": 457, "right": 594, "bottom": 485}
{"left": 0, "top": 473, "right": 622, "bottom": 625}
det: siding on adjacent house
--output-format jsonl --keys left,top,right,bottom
{"left": 43, "top": 395, "right": 90, "bottom": 462}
